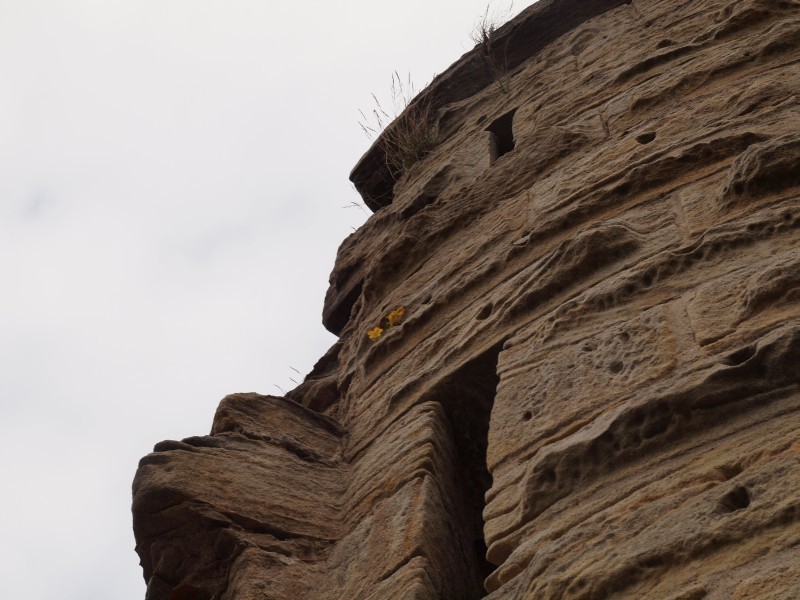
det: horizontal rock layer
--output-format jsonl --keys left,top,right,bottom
{"left": 133, "top": 0, "right": 800, "bottom": 597}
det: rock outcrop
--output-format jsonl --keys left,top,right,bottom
{"left": 133, "top": 0, "right": 800, "bottom": 597}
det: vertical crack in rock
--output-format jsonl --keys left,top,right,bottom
{"left": 429, "top": 343, "right": 504, "bottom": 597}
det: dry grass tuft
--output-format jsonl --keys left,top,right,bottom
{"left": 470, "top": 2, "right": 516, "bottom": 93}
{"left": 359, "top": 72, "right": 437, "bottom": 177}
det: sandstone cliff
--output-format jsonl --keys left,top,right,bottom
{"left": 133, "top": 0, "right": 800, "bottom": 597}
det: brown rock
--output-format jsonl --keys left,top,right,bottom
{"left": 133, "top": 0, "right": 800, "bottom": 597}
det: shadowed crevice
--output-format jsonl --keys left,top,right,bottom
{"left": 430, "top": 342, "right": 504, "bottom": 597}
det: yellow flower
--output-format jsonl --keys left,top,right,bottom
{"left": 367, "top": 326, "right": 384, "bottom": 341}
{"left": 386, "top": 306, "right": 406, "bottom": 327}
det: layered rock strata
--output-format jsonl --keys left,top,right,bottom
{"left": 133, "top": 0, "right": 800, "bottom": 597}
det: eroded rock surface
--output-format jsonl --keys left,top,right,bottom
{"left": 133, "top": 0, "right": 800, "bottom": 597}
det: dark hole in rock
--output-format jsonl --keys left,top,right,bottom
{"left": 486, "top": 108, "right": 518, "bottom": 164}
{"left": 523, "top": 410, "right": 533, "bottom": 421}
{"left": 642, "top": 407, "right": 671, "bottom": 439}
{"left": 609, "top": 361, "right": 624, "bottom": 374}
{"left": 367, "top": 174, "right": 396, "bottom": 210}
{"left": 719, "top": 486, "right": 751, "bottom": 513}
{"left": 477, "top": 304, "right": 493, "bottom": 320}
{"left": 725, "top": 345, "right": 756, "bottom": 366}
{"left": 432, "top": 342, "right": 503, "bottom": 597}
{"left": 636, "top": 131, "right": 657, "bottom": 144}
{"left": 640, "top": 555, "right": 666, "bottom": 569}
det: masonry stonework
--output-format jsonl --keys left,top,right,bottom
{"left": 133, "top": 0, "right": 800, "bottom": 597}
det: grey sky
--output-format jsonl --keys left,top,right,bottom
{"left": 0, "top": 1, "right": 521, "bottom": 598}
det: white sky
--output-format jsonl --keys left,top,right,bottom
{"left": 0, "top": 1, "right": 521, "bottom": 598}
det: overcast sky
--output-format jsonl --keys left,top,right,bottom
{"left": 0, "top": 1, "right": 522, "bottom": 598}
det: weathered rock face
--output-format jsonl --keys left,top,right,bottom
{"left": 132, "top": 0, "right": 800, "bottom": 597}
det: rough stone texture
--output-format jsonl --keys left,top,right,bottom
{"left": 133, "top": 0, "right": 800, "bottom": 597}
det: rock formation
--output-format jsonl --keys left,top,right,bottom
{"left": 132, "top": 0, "right": 800, "bottom": 597}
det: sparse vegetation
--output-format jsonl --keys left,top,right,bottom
{"left": 359, "top": 73, "right": 437, "bottom": 177}
{"left": 470, "top": 2, "right": 516, "bottom": 93}
{"left": 355, "top": 4, "right": 517, "bottom": 175}
{"left": 342, "top": 198, "right": 369, "bottom": 216}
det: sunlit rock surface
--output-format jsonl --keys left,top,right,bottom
{"left": 133, "top": 0, "right": 800, "bottom": 597}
